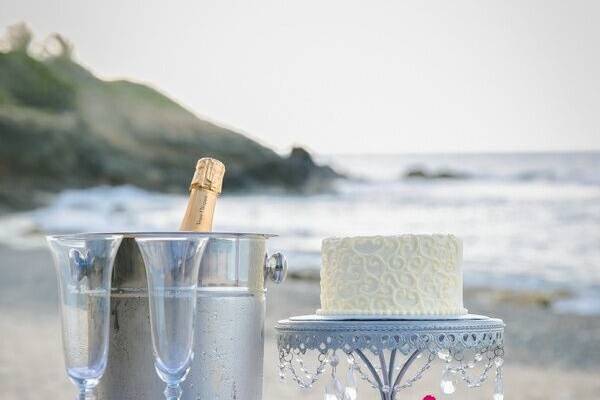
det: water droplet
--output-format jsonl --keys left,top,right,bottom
{"left": 494, "top": 357, "right": 504, "bottom": 367}
{"left": 474, "top": 352, "right": 483, "bottom": 362}
{"left": 381, "top": 384, "right": 391, "bottom": 393}
{"left": 441, "top": 369, "right": 456, "bottom": 394}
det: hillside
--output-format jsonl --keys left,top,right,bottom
{"left": 0, "top": 43, "right": 337, "bottom": 210}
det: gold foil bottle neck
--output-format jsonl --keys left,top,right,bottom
{"left": 180, "top": 158, "right": 225, "bottom": 231}
{"left": 190, "top": 158, "right": 225, "bottom": 193}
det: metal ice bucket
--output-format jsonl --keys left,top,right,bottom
{"left": 96, "top": 232, "right": 287, "bottom": 400}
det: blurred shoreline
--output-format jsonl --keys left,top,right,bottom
{"left": 1, "top": 151, "right": 599, "bottom": 316}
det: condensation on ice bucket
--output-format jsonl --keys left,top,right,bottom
{"left": 92, "top": 232, "right": 287, "bottom": 400}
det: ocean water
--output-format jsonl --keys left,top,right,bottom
{"left": 1, "top": 152, "right": 599, "bottom": 314}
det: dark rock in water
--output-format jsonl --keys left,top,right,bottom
{"left": 404, "top": 167, "right": 470, "bottom": 180}
{"left": 286, "top": 268, "right": 321, "bottom": 281}
{"left": 0, "top": 48, "right": 341, "bottom": 211}
{"left": 434, "top": 170, "right": 470, "bottom": 179}
{"left": 250, "top": 147, "right": 339, "bottom": 192}
{"left": 516, "top": 170, "right": 556, "bottom": 181}
{"left": 405, "top": 169, "right": 428, "bottom": 179}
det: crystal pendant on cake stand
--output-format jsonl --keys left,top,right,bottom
{"left": 276, "top": 315, "right": 505, "bottom": 400}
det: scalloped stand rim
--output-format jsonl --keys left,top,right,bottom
{"left": 290, "top": 313, "right": 489, "bottom": 321}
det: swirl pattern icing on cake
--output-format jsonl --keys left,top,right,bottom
{"left": 318, "top": 234, "right": 468, "bottom": 315}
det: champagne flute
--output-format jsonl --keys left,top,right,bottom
{"left": 47, "top": 233, "right": 123, "bottom": 400}
{"left": 135, "top": 234, "right": 208, "bottom": 400}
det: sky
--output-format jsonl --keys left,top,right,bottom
{"left": 1, "top": 0, "right": 599, "bottom": 154}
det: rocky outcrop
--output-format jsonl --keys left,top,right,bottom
{"left": 0, "top": 44, "right": 340, "bottom": 210}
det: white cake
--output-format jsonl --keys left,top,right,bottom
{"left": 318, "top": 234, "right": 467, "bottom": 316}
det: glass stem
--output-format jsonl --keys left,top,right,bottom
{"left": 164, "top": 383, "right": 182, "bottom": 400}
{"left": 77, "top": 386, "right": 96, "bottom": 400}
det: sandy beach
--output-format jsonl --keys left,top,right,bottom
{"left": 1, "top": 246, "right": 599, "bottom": 400}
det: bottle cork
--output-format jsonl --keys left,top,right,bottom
{"left": 189, "top": 158, "right": 225, "bottom": 193}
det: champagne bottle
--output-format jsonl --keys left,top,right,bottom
{"left": 179, "top": 158, "right": 226, "bottom": 231}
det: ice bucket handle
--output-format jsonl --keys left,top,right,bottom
{"left": 265, "top": 252, "right": 287, "bottom": 284}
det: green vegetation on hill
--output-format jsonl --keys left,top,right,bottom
{"left": 0, "top": 25, "right": 337, "bottom": 211}
{"left": 0, "top": 50, "right": 75, "bottom": 111}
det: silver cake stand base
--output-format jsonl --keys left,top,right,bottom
{"left": 276, "top": 315, "right": 505, "bottom": 400}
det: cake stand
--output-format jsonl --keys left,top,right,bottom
{"left": 276, "top": 315, "right": 504, "bottom": 400}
